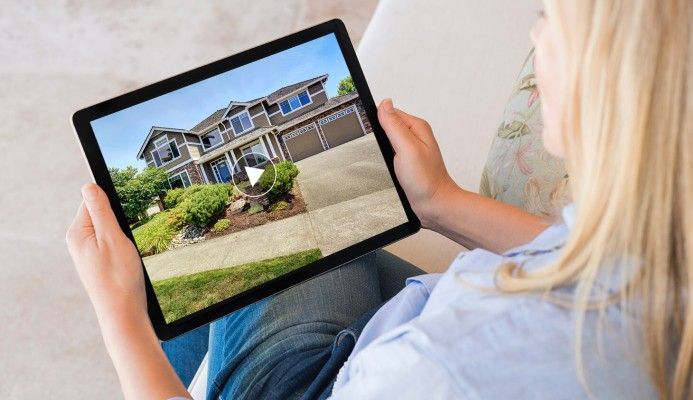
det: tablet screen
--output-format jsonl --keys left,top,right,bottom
{"left": 89, "top": 33, "right": 409, "bottom": 323}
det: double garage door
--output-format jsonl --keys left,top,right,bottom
{"left": 283, "top": 105, "right": 365, "bottom": 162}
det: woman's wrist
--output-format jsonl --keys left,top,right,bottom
{"left": 419, "top": 177, "right": 467, "bottom": 231}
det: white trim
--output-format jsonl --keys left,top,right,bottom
{"left": 282, "top": 122, "right": 324, "bottom": 162}
{"left": 270, "top": 77, "right": 327, "bottom": 105}
{"left": 168, "top": 170, "right": 191, "bottom": 188}
{"left": 279, "top": 89, "right": 313, "bottom": 117}
{"left": 137, "top": 127, "right": 190, "bottom": 160}
{"left": 224, "top": 152, "right": 234, "bottom": 175}
{"left": 200, "top": 164, "right": 210, "bottom": 184}
{"left": 268, "top": 109, "right": 282, "bottom": 117}
{"left": 151, "top": 134, "right": 182, "bottom": 168}
{"left": 310, "top": 88, "right": 325, "bottom": 97}
{"left": 271, "top": 133, "right": 286, "bottom": 160}
{"left": 263, "top": 134, "right": 276, "bottom": 158}
{"left": 200, "top": 127, "right": 224, "bottom": 151}
{"left": 229, "top": 110, "right": 255, "bottom": 137}
{"left": 164, "top": 158, "right": 193, "bottom": 173}
{"left": 229, "top": 149, "right": 239, "bottom": 172}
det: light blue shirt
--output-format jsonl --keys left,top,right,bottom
{"left": 330, "top": 205, "right": 655, "bottom": 399}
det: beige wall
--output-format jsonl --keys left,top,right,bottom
{"left": 358, "top": 0, "right": 541, "bottom": 272}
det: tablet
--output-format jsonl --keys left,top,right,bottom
{"left": 72, "top": 19, "right": 419, "bottom": 340}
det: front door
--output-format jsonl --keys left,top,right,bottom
{"left": 211, "top": 159, "right": 232, "bottom": 183}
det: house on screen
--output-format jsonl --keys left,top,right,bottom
{"left": 135, "top": 74, "right": 371, "bottom": 188}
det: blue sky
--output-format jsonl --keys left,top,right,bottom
{"left": 91, "top": 33, "right": 350, "bottom": 170}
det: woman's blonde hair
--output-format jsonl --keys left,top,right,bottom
{"left": 494, "top": 1, "right": 692, "bottom": 398}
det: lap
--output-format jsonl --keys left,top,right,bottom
{"left": 162, "top": 249, "right": 424, "bottom": 399}
{"left": 207, "top": 251, "right": 383, "bottom": 399}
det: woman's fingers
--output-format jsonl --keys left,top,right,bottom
{"left": 66, "top": 202, "right": 95, "bottom": 251}
{"left": 391, "top": 108, "right": 437, "bottom": 148}
{"left": 81, "top": 184, "right": 121, "bottom": 242}
{"left": 377, "top": 99, "right": 420, "bottom": 154}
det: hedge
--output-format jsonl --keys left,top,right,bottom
{"left": 183, "top": 184, "right": 230, "bottom": 227}
{"left": 259, "top": 161, "right": 299, "bottom": 202}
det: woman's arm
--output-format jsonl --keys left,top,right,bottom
{"left": 377, "top": 99, "right": 548, "bottom": 253}
{"left": 66, "top": 184, "right": 190, "bottom": 400}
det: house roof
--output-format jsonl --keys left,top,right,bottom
{"left": 190, "top": 108, "right": 226, "bottom": 133}
{"left": 196, "top": 125, "right": 278, "bottom": 164}
{"left": 265, "top": 74, "right": 328, "bottom": 104}
{"left": 136, "top": 126, "right": 190, "bottom": 160}
{"left": 137, "top": 74, "right": 331, "bottom": 159}
{"left": 275, "top": 92, "right": 359, "bottom": 132}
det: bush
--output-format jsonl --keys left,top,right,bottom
{"left": 164, "top": 188, "right": 185, "bottom": 209}
{"left": 183, "top": 184, "right": 230, "bottom": 227}
{"left": 259, "top": 161, "right": 299, "bottom": 202}
{"left": 271, "top": 200, "right": 289, "bottom": 211}
{"left": 166, "top": 199, "right": 190, "bottom": 230}
{"left": 248, "top": 202, "right": 264, "bottom": 214}
{"left": 132, "top": 212, "right": 177, "bottom": 255}
{"left": 211, "top": 218, "right": 231, "bottom": 233}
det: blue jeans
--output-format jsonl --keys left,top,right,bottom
{"left": 163, "top": 249, "right": 422, "bottom": 400}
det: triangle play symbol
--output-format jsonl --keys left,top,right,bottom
{"left": 245, "top": 166, "right": 264, "bottom": 187}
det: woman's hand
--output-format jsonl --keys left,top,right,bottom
{"left": 66, "top": 183, "right": 146, "bottom": 320}
{"left": 377, "top": 99, "right": 548, "bottom": 252}
{"left": 377, "top": 99, "right": 457, "bottom": 229}
{"left": 65, "top": 184, "right": 190, "bottom": 400}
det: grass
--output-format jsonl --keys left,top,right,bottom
{"left": 152, "top": 248, "right": 323, "bottom": 323}
{"left": 132, "top": 211, "right": 179, "bottom": 255}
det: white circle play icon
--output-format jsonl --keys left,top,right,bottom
{"left": 231, "top": 152, "right": 276, "bottom": 198}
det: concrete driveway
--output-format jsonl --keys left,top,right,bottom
{"left": 144, "top": 134, "right": 408, "bottom": 281}
{"left": 296, "top": 134, "right": 408, "bottom": 255}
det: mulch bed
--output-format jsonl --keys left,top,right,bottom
{"left": 205, "top": 183, "right": 308, "bottom": 238}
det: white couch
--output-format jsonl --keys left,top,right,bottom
{"left": 358, "top": 0, "right": 540, "bottom": 272}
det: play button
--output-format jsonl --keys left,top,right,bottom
{"left": 231, "top": 151, "right": 276, "bottom": 198}
{"left": 245, "top": 166, "right": 264, "bottom": 187}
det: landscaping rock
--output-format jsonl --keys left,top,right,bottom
{"left": 228, "top": 198, "right": 246, "bottom": 214}
{"left": 169, "top": 225, "right": 206, "bottom": 250}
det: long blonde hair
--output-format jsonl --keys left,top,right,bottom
{"left": 494, "top": 1, "right": 692, "bottom": 398}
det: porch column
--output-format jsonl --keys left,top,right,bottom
{"left": 263, "top": 134, "right": 276, "bottom": 158}
{"left": 199, "top": 164, "right": 210, "bottom": 184}
{"left": 228, "top": 150, "right": 239, "bottom": 172}
{"left": 224, "top": 152, "right": 235, "bottom": 178}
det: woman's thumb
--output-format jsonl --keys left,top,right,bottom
{"left": 377, "top": 99, "right": 414, "bottom": 154}
{"left": 81, "top": 184, "right": 119, "bottom": 237}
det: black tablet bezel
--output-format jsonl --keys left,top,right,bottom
{"left": 71, "top": 19, "right": 420, "bottom": 340}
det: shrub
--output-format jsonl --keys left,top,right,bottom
{"left": 248, "top": 202, "right": 264, "bottom": 214}
{"left": 166, "top": 198, "right": 190, "bottom": 230}
{"left": 132, "top": 212, "right": 177, "bottom": 255}
{"left": 259, "top": 161, "right": 299, "bottom": 202}
{"left": 271, "top": 200, "right": 289, "bottom": 211}
{"left": 211, "top": 218, "right": 231, "bottom": 233}
{"left": 183, "top": 184, "right": 230, "bottom": 227}
{"left": 163, "top": 188, "right": 185, "bottom": 209}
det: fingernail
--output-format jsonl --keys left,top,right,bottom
{"left": 382, "top": 98, "right": 394, "bottom": 112}
{"left": 81, "top": 184, "right": 99, "bottom": 202}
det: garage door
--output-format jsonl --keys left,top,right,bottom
{"left": 283, "top": 123, "right": 325, "bottom": 162}
{"left": 318, "top": 105, "right": 365, "bottom": 148}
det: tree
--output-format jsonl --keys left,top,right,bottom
{"left": 109, "top": 166, "right": 170, "bottom": 223}
{"left": 337, "top": 76, "right": 356, "bottom": 95}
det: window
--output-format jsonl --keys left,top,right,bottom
{"left": 201, "top": 128, "right": 223, "bottom": 149}
{"left": 279, "top": 90, "right": 311, "bottom": 115}
{"left": 151, "top": 137, "right": 180, "bottom": 167}
{"left": 211, "top": 158, "right": 232, "bottom": 183}
{"left": 168, "top": 171, "right": 191, "bottom": 189}
{"left": 241, "top": 141, "right": 268, "bottom": 167}
{"left": 230, "top": 111, "right": 253, "bottom": 135}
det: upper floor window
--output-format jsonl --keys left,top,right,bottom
{"left": 151, "top": 137, "right": 180, "bottom": 167}
{"left": 279, "top": 90, "right": 311, "bottom": 115}
{"left": 231, "top": 111, "right": 253, "bottom": 136}
{"left": 201, "top": 128, "right": 223, "bottom": 149}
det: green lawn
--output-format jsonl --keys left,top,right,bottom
{"left": 152, "top": 248, "right": 323, "bottom": 323}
